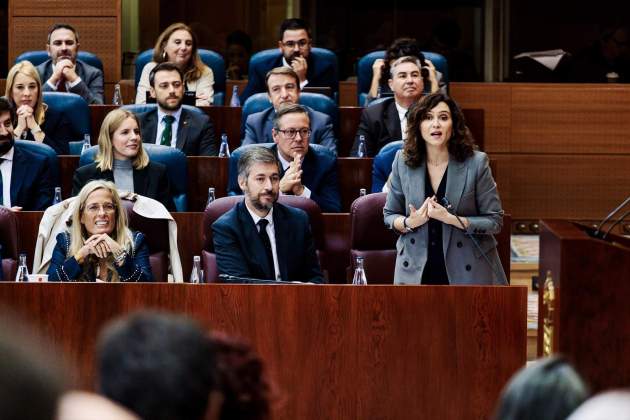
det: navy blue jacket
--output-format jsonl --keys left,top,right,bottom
{"left": 242, "top": 106, "right": 337, "bottom": 154}
{"left": 240, "top": 54, "right": 337, "bottom": 103}
{"left": 22, "top": 106, "right": 76, "bottom": 155}
{"left": 228, "top": 144, "right": 341, "bottom": 212}
{"left": 9, "top": 143, "right": 54, "bottom": 210}
{"left": 47, "top": 231, "right": 153, "bottom": 282}
{"left": 212, "top": 201, "right": 323, "bottom": 283}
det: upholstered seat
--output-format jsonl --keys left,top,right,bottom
{"left": 15, "top": 50, "right": 104, "bottom": 72}
{"left": 0, "top": 207, "right": 19, "bottom": 281}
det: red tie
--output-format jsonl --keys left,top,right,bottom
{"left": 57, "top": 77, "right": 67, "bottom": 92}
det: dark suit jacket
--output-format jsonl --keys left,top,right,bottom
{"left": 351, "top": 97, "right": 402, "bottom": 157}
{"left": 22, "top": 107, "right": 75, "bottom": 155}
{"left": 137, "top": 108, "right": 217, "bottom": 156}
{"left": 242, "top": 105, "right": 337, "bottom": 153}
{"left": 212, "top": 201, "right": 323, "bottom": 283}
{"left": 228, "top": 144, "right": 341, "bottom": 212}
{"left": 9, "top": 143, "right": 54, "bottom": 210}
{"left": 47, "top": 231, "right": 153, "bottom": 282}
{"left": 72, "top": 161, "right": 174, "bottom": 210}
{"left": 37, "top": 59, "right": 105, "bottom": 104}
{"left": 240, "top": 54, "right": 338, "bottom": 102}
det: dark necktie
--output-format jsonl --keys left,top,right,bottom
{"left": 257, "top": 219, "right": 275, "bottom": 279}
{"left": 57, "top": 76, "right": 67, "bottom": 92}
{"left": 0, "top": 157, "right": 4, "bottom": 206}
{"left": 160, "top": 115, "right": 175, "bottom": 146}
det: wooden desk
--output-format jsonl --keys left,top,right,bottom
{"left": 0, "top": 283, "right": 527, "bottom": 420}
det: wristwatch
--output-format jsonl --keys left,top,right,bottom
{"left": 403, "top": 217, "right": 415, "bottom": 233}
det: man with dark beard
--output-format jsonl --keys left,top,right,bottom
{"left": 136, "top": 62, "right": 216, "bottom": 156}
{"left": 212, "top": 146, "right": 324, "bottom": 283}
{"left": 0, "top": 97, "right": 54, "bottom": 211}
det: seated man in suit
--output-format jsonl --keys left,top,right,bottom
{"left": 351, "top": 56, "right": 426, "bottom": 157}
{"left": 36, "top": 23, "right": 104, "bottom": 104}
{"left": 0, "top": 97, "right": 54, "bottom": 211}
{"left": 242, "top": 66, "right": 336, "bottom": 153}
{"left": 136, "top": 62, "right": 217, "bottom": 156}
{"left": 240, "top": 18, "right": 337, "bottom": 102}
{"left": 214, "top": 146, "right": 324, "bottom": 283}
{"left": 230, "top": 104, "right": 341, "bottom": 212}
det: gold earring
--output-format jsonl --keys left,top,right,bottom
{"left": 162, "top": 50, "right": 167, "bottom": 61}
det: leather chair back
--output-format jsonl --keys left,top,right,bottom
{"left": 371, "top": 140, "right": 403, "bottom": 193}
{"left": 79, "top": 144, "right": 188, "bottom": 211}
{"left": 349, "top": 192, "right": 398, "bottom": 284}
{"left": 120, "top": 199, "right": 169, "bottom": 282}
{"left": 15, "top": 50, "right": 104, "bottom": 72}
{"left": 241, "top": 92, "right": 339, "bottom": 137}
{"left": 14, "top": 140, "right": 60, "bottom": 188}
{"left": 0, "top": 207, "right": 19, "bottom": 281}
{"left": 42, "top": 91, "right": 90, "bottom": 140}
{"left": 134, "top": 49, "right": 226, "bottom": 105}
{"left": 356, "top": 50, "right": 449, "bottom": 105}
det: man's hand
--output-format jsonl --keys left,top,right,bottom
{"left": 279, "top": 153, "right": 304, "bottom": 195}
{"left": 60, "top": 59, "right": 79, "bottom": 83}
{"left": 49, "top": 58, "right": 74, "bottom": 85}
{"left": 291, "top": 56, "right": 308, "bottom": 83}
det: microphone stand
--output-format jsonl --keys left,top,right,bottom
{"left": 595, "top": 195, "right": 630, "bottom": 238}
{"left": 602, "top": 209, "right": 630, "bottom": 240}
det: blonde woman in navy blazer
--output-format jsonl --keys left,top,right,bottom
{"left": 384, "top": 93, "right": 507, "bottom": 285}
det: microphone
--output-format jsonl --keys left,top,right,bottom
{"left": 602, "top": 209, "right": 630, "bottom": 240}
{"left": 441, "top": 197, "right": 507, "bottom": 285}
{"left": 594, "top": 195, "right": 630, "bottom": 238}
{"left": 218, "top": 274, "right": 286, "bottom": 284}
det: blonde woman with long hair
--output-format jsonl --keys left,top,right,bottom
{"left": 135, "top": 22, "right": 214, "bottom": 106}
{"left": 5, "top": 60, "right": 75, "bottom": 154}
{"left": 47, "top": 180, "right": 153, "bottom": 282}
{"left": 72, "top": 108, "right": 173, "bottom": 210}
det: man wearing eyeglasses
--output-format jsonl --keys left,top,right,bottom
{"left": 230, "top": 104, "right": 341, "bottom": 212}
{"left": 240, "top": 18, "right": 338, "bottom": 102}
{"left": 241, "top": 67, "right": 336, "bottom": 153}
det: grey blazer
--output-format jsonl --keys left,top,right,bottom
{"left": 383, "top": 150, "right": 507, "bottom": 285}
{"left": 37, "top": 59, "right": 104, "bottom": 104}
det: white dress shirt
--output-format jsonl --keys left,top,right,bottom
{"left": 155, "top": 107, "right": 183, "bottom": 147}
{"left": 0, "top": 147, "right": 14, "bottom": 207}
{"left": 282, "top": 57, "right": 309, "bottom": 89}
{"left": 46, "top": 62, "right": 82, "bottom": 90}
{"left": 244, "top": 204, "right": 281, "bottom": 281}
{"left": 277, "top": 152, "right": 311, "bottom": 198}
{"left": 395, "top": 101, "right": 409, "bottom": 141}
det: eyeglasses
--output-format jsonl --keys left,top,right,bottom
{"left": 282, "top": 39, "right": 310, "bottom": 49}
{"left": 276, "top": 128, "right": 311, "bottom": 139}
{"left": 85, "top": 203, "right": 116, "bottom": 213}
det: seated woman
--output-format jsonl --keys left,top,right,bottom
{"left": 5, "top": 60, "right": 74, "bottom": 154}
{"left": 48, "top": 180, "right": 153, "bottom": 282}
{"left": 136, "top": 22, "right": 214, "bottom": 106}
{"left": 72, "top": 108, "right": 173, "bottom": 210}
{"left": 367, "top": 37, "right": 441, "bottom": 104}
{"left": 383, "top": 92, "right": 507, "bottom": 285}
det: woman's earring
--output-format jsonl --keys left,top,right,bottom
{"left": 162, "top": 50, "right": 167, "bottom": 61}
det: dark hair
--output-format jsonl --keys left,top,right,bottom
{"left": 0, "top": 312, "right": 65, "bottom": 420}
{"left": 47, "top": 23, "right": 79, "bottom": 43}
{"left": 237, "top": 146, "right": 280, "bottom": 181}
{"left": 210, "top": 332, "right": 274, "bottom": 420}
{"left": 493, "top": 356, "right": 589, "bottom": 420}
{"left": 227, "top": 30, "right": 253, "bottom": 53}
{"left": 265, "top": 67, "right": 300, "bottom": 92}
{"left": 0, "top": 96, "right": 16, "bottom": 124}
{"left": 149, "top": 61, "right": 184, "bottom": 87}
{"left": 380, "top": 37, "right": 426, "bottom": 87}
{"left": 272, "top": 103, "right": 309, "bottom": 130}
{"left": 403, "top": 92, "right": 475, "bottom": 168}
{"left": 97, "top": 311, "right": 217, "bottom": 420}
{"left": 278, "top": 18, "right": 311, "bottom": 40}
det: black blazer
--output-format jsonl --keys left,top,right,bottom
{"left": 136, "top": 108, "right": 217, "bottom": 156}
{"left": 212, "top": 201, "right": 324, "bottom": 283}
{"left": 22, "top": 107, "right": 76, "bottom": 155}
{"left": 351, "top": 97, "right": 402, "bottom": 157}
{"left": 72, "top": 161, "right": 174, "bottom": 210}
{"left": 9, "top": 143, "right": 54, "bottom": 210}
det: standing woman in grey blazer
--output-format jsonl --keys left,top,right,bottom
{"left": 383, "top": 93, "right": 507, "bottom": 285}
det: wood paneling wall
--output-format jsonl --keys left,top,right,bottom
{"left": 450, "top": 83, "right": 630, "bottom": 222}
{"left": 8, "top": 0, "right": 121, "bottom": 86}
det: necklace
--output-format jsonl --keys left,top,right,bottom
{"left": 427, "top": 158, "right": 448, "bottom": 167}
